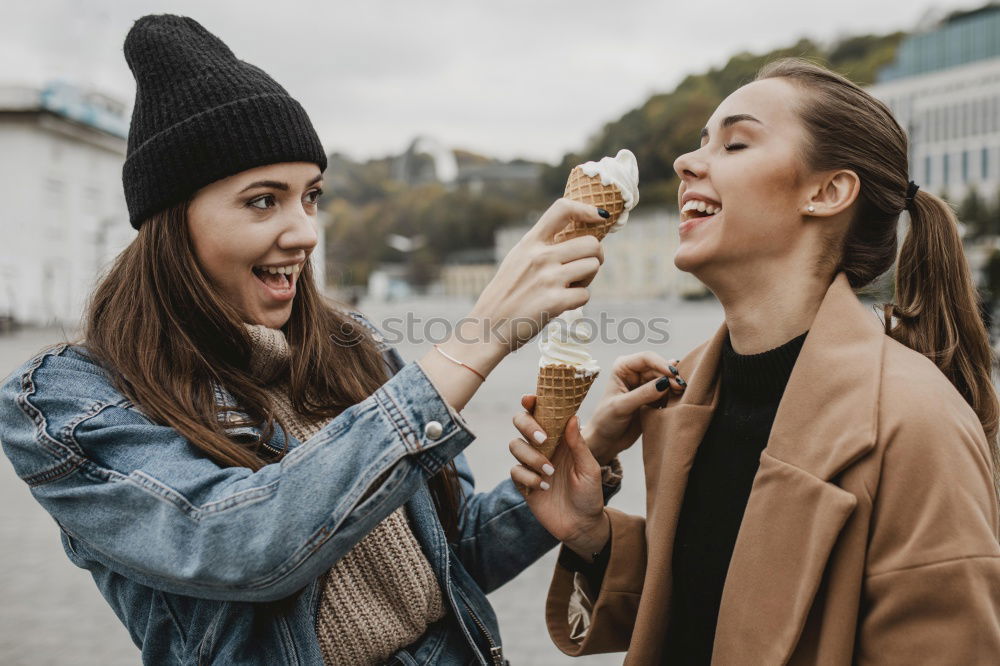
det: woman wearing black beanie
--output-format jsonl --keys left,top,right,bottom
{"left": 0, "top": 14, "right": 617, "bottom": 665}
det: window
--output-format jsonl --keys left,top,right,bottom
{"left": 925, "top": 154, "right": 933, "bottom": 186}
{"left": 962, "top": 150, "right": 969, "bottom": 184}
{"left": 985, "top": 147, "right": 991, "bottom": 182}
{"left": 944, "top": 153, "right": 950, "bottom": 185}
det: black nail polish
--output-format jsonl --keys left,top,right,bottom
{"left": 677, "top": 377, "right": 687, "bottom": 387}
{"left": 597, "top": 208, "right": 610, "bottom": 219}
{"left": 656, "top": 376, "right": 670, "bottom": 391}
{"left": 668, "top": 365, "right": 679, "bottom": 375}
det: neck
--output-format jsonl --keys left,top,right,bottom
{"left": 711, "top": 263, "right": 832, "bottom": 355}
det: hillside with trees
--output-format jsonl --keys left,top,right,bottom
{"left": 324, "top": 32, "right": 906, "bottom": 289}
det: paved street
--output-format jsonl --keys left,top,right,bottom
{"left": 0, "top": 295, "right": 742, "bottom": 665}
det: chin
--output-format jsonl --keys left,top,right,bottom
{"left": 252, "top": 308, "right": 293, "bottom": 330}
{"left": 674, "top": 245, "right": 710, "bottom": 274}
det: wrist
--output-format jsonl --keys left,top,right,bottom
{"left": 566, "top": 509, "right": 611, "bottom": 560}
{"left": 438, "top": 320, "right": 506, "bottom": 376}
{"left": 583, "top": 424, "right": 616, "bottom": 466}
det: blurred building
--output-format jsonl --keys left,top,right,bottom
{"left": 0, "top": 81, "right": 132, "bottom": 327}
{"left": 868, "top": 5, "right": 1000, "bottom": 203}
{"left": 391, "top": 135, "right": 542, "bottom": 193}
{"left": 439, "top": 248, "right": 496, "bottom": 300}
{"left": 495, "top": 207, "right": 706, "bottom": 300}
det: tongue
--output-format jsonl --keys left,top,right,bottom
{"left": 258, "top": 271, "right": 288, "bottom": 290}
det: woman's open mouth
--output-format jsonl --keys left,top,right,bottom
{"left": 679, "top": 199, "right": 722, "bottom": 235}
{"left": 252, "top": 263, "right": 301, "bottom": 302}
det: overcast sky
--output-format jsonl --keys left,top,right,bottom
{"left": 0, "top": 0, "right": 981, "bottom": 163}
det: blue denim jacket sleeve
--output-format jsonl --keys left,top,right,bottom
{"left": 451, "top": 454, "right": 560, "bottom": 594}
{"left": 0, "top": 337, "right": 476, "bottom": 603}
{"left": 450, "top": 447, "right": 624, "bottom": 595}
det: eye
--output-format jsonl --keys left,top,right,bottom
{"left": 247, "top": 194, "right": 275, "bottom": 210}
{"left": 724, "top": 143, "right": 747, "bottom": 152}
{"left": 305, "top": 188, "right": 324, "bottom": 205}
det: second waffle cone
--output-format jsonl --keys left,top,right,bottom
{"left": 533, "top": 363, "right": 599, "bottom": 459}
{"left": 555, "top": 167, "right": 626, "bottom": 243}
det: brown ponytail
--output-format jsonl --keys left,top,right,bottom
{"left": 886, "top": 189, "right": 999, "bottom": 449}
{"left": 756, "top": 58, "right": 999, "bottom": 486}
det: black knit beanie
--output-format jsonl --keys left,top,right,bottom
{"left": 122, "top": 14, "right": 327, "bottom": 229}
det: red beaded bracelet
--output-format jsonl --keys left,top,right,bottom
{"left": 433, "top": 344, "right": 487, "bottom": 382}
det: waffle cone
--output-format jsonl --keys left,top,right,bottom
{"left": 555, "top": 167, "right": 626, "bottom": 242}
{"left": 533, "top": 363, "right": 599, "bottom": 459}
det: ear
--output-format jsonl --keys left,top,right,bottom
{"left": 805, "top": 170, "right": 860, "bottom": 218}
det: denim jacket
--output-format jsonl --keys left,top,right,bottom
{"left": 0, "top": 312, "right": 620, "bottom": 665}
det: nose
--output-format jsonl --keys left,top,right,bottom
{"left": 673, "top": 147, "right": 707, "bottom": 183}
{"left": 278, "top": 207, "right": 319, "bottom": 253}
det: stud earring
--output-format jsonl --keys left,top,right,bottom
{"left": 807, "top": 205, "right": 816, "bottom": 213}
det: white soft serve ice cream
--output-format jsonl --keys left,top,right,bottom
{"left": 538, "top": 307, "right": 600, "bottom": 378}
{"left": 578, "top": 148, "right": 640, "bottom": 232}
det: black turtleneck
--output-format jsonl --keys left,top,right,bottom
{"left": 662, "top": 329, "right": 809, "bottom": 665}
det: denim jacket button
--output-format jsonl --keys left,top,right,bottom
{"left": 423, "top": 420, "right": 443, "bottom": 440}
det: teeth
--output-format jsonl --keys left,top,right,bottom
{"left": 255, "top": 263, "right": 302, "bottom": 275}
{"left": 681, "top": 200, "right": 722, "bottom": 216}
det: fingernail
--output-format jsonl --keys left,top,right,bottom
{"left": 656, "top": 376, "right": 670, "bottom": 391}
{"left": 533, "top": 430, "right": 547, "bottom": 444}
{"left": 540, "top": 481, "right": 551, "bottom": 491}
{"left": 597, "top": 208, "right": 610, "bottom": 219}
{"left": 677, "top": 377, "right": 687, "bottom": 387}
{"left": 668, "top": 365, "right": 679, "bottom": 375}
{"left": 542, "top": 463, "right": 555, "bottom": 476}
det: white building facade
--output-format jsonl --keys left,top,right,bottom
{"left": 0, "top": 82, "right": 132, "bottom": 327}
{"left": 866, "top": 7, "right": 1000, "bottom": 204}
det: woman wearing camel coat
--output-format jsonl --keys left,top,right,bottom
{"left": 507, "top": 58, "right": 1000, "bottom": 664}
{"left": 546, "top": 271, "right": 1000, "bottom": 664}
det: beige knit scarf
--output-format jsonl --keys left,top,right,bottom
{"left": 244, "top": 324, "right": 446, "bottom": 665}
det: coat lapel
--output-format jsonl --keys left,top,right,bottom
{"left": 712, "top": 273, "right": 885, "bottom": 664}
{"left": 634, "top": 272, "right": 886, "bottom": 665}
{"left": 627, "top": 324, "right": 727, "bottom": 663}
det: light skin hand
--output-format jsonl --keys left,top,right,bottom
{"left": 513, "top": 351, "right": 686, "bottom": 465}
{"left": 418, "top": 199, "right": 608, "bottom": 413}
{"left": 509, "top": 415, "right": 610, "bottom": 558}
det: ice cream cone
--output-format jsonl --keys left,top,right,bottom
{"left": 533, "top": 362, "right": 599, "bottom": 459}
{"left": 555, "top": 166, "right": 626, "bottom": 243}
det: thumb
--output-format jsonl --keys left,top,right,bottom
{"left": 564, "top": 415, "right": 598, "bottom": 474}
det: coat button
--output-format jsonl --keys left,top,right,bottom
{"left": 424, "top": 420, "right": 443, "bottom": 440}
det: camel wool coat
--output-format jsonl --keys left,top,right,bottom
{"left": 546, "top": 271, "right": 1000, "bottom": 664}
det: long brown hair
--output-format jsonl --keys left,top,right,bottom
{"left": 81, "top": 197, "right": 462, "bottom": 537}
{"left": 757, "top": 58, "right": 999, "bottom": 481}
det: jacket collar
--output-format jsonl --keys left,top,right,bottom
{"left": 632, "top": 271, "right": 886, "bottom": 664}
{"left": 666, "top": 270, "right": 885, "bottom": 479}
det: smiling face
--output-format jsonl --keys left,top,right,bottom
{"left": 672, "top": 78, "right": 827, "bottom": 290}
{"left": 187, "top": 162, "right": 323, "bottom": 329}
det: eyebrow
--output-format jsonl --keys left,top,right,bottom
{"left": 700, "top": 114, "right": 763, "bottom": 140}
{"left": 238, "top": 173, "right": 324, "bottom": 193}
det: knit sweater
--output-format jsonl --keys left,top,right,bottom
{"left": 663, "top": 328, "right": 809, "bottom": 664}
{"left": 244, "top": 324, "right": 446, "bottom": 666}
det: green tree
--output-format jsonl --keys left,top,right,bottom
{"left": 959, "top": 186, "right": 989, "bottom": 239}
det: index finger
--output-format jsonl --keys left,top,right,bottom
{"left": 521, "top": 393, "right": 536, "bottom": 412}
{"left": 617, "top": 352, "right": 677, "bottom": 379}
{"left": 534, "top": 198, "right": 609, "bottom": 242}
